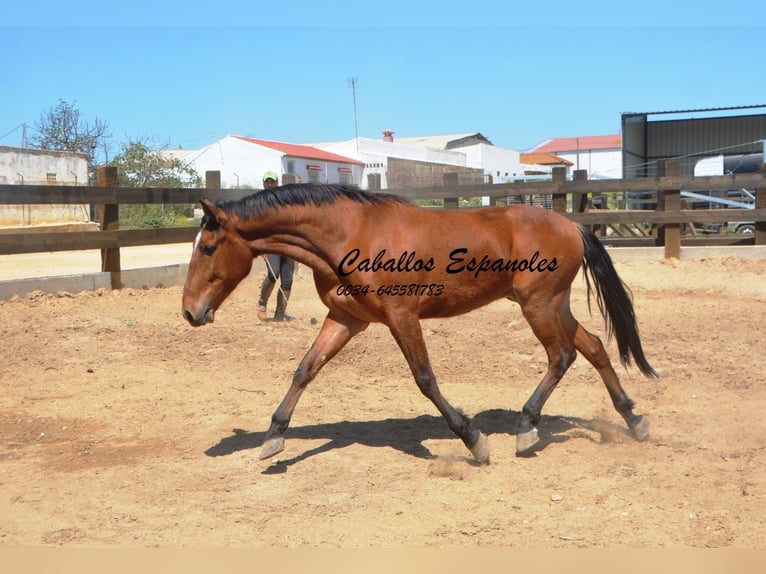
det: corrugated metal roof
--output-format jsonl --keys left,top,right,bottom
{"left": 232, "top": 135, "right": 363, "bottom": 164}
{"left": 622, "top": 104, "right": 766, "bottom": 117}
{"left": 529, "top": 134, "right": 621, "bottom": 153}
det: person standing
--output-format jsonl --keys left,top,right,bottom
{"left": 257, "top": 171, "right": 295, "bottom": 321}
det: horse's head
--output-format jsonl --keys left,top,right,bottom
{"left": 182, "top": 198, "right": 254, "bottom": 326}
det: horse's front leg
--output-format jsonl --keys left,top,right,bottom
{"left": 259, "top": 311, "right": 368, "bottom": 460}
{"left": 388, "top": 316, "right": 490, "bottom": 465}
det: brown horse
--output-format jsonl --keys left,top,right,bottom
{"left": 182, "top": 183, "right": 656, "bottom": 464}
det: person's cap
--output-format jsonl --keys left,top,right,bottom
{"left": 262, "top": 171, "right": 278, "bottom": 182}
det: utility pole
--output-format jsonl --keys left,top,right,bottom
{"left": 348, "top": 77, "right": 359, "bottom": 153}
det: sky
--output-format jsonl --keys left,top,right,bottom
{"left": 2, "top": 1, "right": 765, "bottom": 162}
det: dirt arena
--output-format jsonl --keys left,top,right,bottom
{"left": 1, "top": 253, "right": 764, "bottom": 548}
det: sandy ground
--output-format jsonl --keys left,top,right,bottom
{"left": 0, "top": 250, "right": 764, "bottom": 548}
{"left": 0, "top": 244, "right": 195, "bottom": 282}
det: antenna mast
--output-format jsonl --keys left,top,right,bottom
{"left": 349, "top": 76, "right": 359, "bottom": 153}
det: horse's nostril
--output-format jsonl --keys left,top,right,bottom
{"left": 183, "top": 307, "right": 212, "bottom": 326}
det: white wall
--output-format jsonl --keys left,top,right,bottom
{"left": 459, "top": 143, "right": 525, "bottom": 183}
{"left": 0, "top": 146, "right": 88, "bottom": 186}
{"left": 281, "top": 157, "right": 363, "bottom": 186}
{"left": 0, "top": 146, "right": 90, "bottom": 226}
{"left": 555, "top": 148, "right": 622, "bottom": 179}
{"left": 183, "top": 136, "right": 284, "bottom": 189}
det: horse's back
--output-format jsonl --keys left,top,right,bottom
{"left": 412, "top": 202, "right": 583, "bottom": 255}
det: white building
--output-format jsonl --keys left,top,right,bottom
{"left": 457, "top": 141, "right": 526, "bottom": 183}
{"left": 173, "top": 131, "right": 538, "bottom": 192}
{"left": 315, "top": 133, "right": 468, "bottom": 189}
{"left": 316, "top": 131, "right": 527, "bottom": 189}
{"left": 0, "top": 146, "right": 89, "bottom": 227}
{"left": 527, "top": 134, "right": 622, "bottom": 179}
{"left": 175, "top": 135, "right": 363, "bottom": 189}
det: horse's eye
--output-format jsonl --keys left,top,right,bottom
{"left": 202, "top": 245, "right": 216, "bottom": 256}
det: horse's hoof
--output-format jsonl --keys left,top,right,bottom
{"left": 469, "top": 432, "right": 490, "bottom": 465}
{"left": 259, "top": 437, "right": 285, "bottom": 460}
{"left": 515, "top": 427, "right": 539, "bottom": 454}
{"left": 630, "top": 415, "right": 650, "bottom": 442}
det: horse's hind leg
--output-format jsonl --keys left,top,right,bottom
{"left": 388, "top": 316, "right": 489, "bottom": 464}
{"left": 516, "top": 293, "right": 577, "bottom": 454}
{"left": 259, "top": 312, "right": 368, "bottom": 460}
{"left": 572, "top": 322, "right": 649, "bottom": 441}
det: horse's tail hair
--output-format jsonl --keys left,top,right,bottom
{"left": 579, "top": 227, "right": 658, "bottom": 378}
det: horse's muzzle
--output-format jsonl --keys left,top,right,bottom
{"left": 182, "top": 306, "right": 215, "bottom": 327}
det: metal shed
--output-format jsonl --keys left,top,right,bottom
{"left": 621, "top": 105, "right": 766, "bottom": 177}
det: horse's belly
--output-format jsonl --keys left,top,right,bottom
{"left": 415, "top": 279, "right": 513, "bottom": 318}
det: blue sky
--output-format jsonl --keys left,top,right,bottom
{"left": 2, "top": 1, "right": 765, "bottom": 161}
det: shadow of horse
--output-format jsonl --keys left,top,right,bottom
{"left": 205, "top": 409, "right": 632, "bottom": 473}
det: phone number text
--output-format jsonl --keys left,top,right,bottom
{"left": 336, "top": 284, "right": 445, "bottom": 297}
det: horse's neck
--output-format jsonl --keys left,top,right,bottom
{"left": 237, "top": 203, "right": 349, "bottom": 274}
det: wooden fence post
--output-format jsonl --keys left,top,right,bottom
{"left": 573, "top": 169, "right": 588, "bottom": 213}
{"left": 552, "top": 167, "right": 567, "bottom": 213}
{"left": 97, "top": 165, "right": 121, "bottom": 288}
{"left": 756, "top": 164, "right": 766, "bottom": 246}
{"left": 573, "top": 169, "right": 603, "bottom": 237}
{"left": 657, "top": 159, "right": 681, "bottom": 258}
{"left": 443, "top": 172, "right": 459, "bottom": 210}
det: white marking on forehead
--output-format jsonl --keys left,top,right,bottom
{"left": 193, "top": 231, "right": 201, "bottom": 251}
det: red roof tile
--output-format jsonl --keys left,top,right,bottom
{"left": 232, "top": 135, "right": 363, "bottom": 165}
{"left": 530, "top": 134, "right": 621, "bottom": 153}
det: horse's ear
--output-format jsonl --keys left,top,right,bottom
{"left": 200, "top": 198, "right": 230, "bottom": 226}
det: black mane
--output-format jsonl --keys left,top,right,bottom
{"left": 215, "top": 183, "right": 406, "bottom": 220}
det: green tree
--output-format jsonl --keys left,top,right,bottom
{"left": 32, "top": 99, "right": 111, "bottom": 171}
{"left": 110, "top": 139, "right": 200, "bottom": 188}
{"left": 110, "top": 139, "right": 202, "bottom": 229}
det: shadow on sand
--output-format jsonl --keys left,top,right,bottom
{"left": 204, "top": 409, "right": 632, "bottom": 474}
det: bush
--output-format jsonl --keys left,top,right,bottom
{"left": 119, "top": 204, "right": 194, "bottom": 229}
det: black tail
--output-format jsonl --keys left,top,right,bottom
{"left": 579, "top": 227, "right": 657, "bottom": 378}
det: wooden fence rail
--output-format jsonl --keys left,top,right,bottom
{"left": 1, "top": 162, "right": 765, "bottom": 287}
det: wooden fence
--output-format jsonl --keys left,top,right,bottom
{"left": 1, "top": 162, "right": 765, "bottom": 288}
